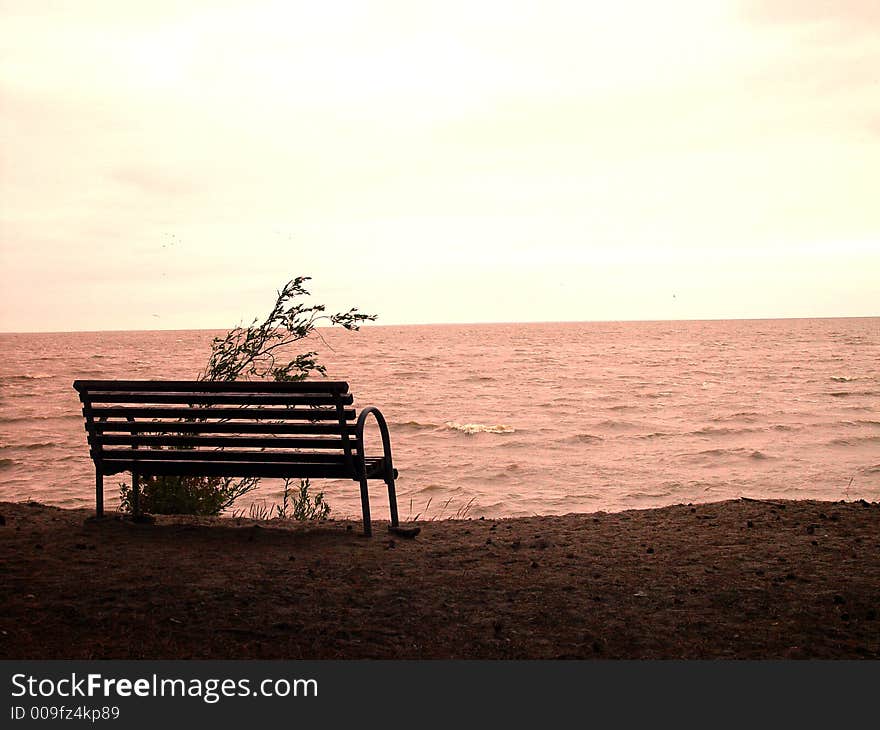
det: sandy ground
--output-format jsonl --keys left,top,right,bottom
{"left": 1, "top": 498, "right": 879, "bottom": 659}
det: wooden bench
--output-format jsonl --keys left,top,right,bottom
{"left": 72, "top": 379, "right": 399, "bottom": 536}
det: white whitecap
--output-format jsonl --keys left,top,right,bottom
{"left": 443, "top": 421, "right": 515, "bottom": 435}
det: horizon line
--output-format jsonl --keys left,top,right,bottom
{"left": 1, "top": 313, "right": 877, "bottom": 336}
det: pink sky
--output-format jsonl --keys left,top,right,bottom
{"left": 1, "top": 0, "right": 878, "bottom": 331}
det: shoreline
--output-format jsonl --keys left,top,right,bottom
{"left": 1, "top": 497, "right": 879, "bottom": 659}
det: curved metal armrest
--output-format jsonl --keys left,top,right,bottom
{"left": 355, "top": 406, "right": 395, "bottom": 481}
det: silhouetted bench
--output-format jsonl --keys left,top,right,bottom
{"left": 72, "top": 380, "right": 399, "bottom": 536}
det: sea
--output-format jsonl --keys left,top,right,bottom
{"left": 1, "top": 318, "right": 878, "bottom": 519}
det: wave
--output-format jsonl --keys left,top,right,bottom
{"left": 830, "top": 390, "right": 878, "bottom": 398}
{"left": 0, "top": 374, "right": 54, "bottom": 381}
{"left": 652, "top": 423, "right": 815, "bottom": 437}
{"left": 711, "top": 411, "right": 760, "bottom": 422}
{"left": 0, "top": 458, "right": 12, "bottom": 469}
{"left": 634, "top": 432, "right": 671, "bottom": 440}
{"left": 704, "top": 426, "right": 769, "bottom": 436}
{"left": 703, "top": 427, "right": 742, "bottom": 436}
{"left": 685, "top": 447, "right": 773, "bottom": 460}
{"left": 443, "top": 421, "right": 515, "bottom": 435}
{"left": 22, "top": 442, "right": 59, "bottom": 450}
{"left": 395, "top": 420, "right": 519, "bottom": 435}
{"left": 623, "top": 488, "right": 675, "bottom": 500}
{"left": 829, "top": 436, "right": 880, "bottom": 447}
{"left": 831, "top": 376, "right": 856, "bottom": 382}
{"left": 568, "top": 433, "right": 603, "bottom": 444}
{"left": 395, "top": 420, "right": 442, "bottom": 432}
{"left": 595, "top": 419, "right": 643, "bottom": 431}
{"left": 0, "top": 414, "right": 80, "bottom": 424}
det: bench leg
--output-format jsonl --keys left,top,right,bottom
{"left": 386, "top": 477, "right": 399, "bottom": 528}
{"left": 358, "top": 476, "right": 372, "bottom": 537}
{"left": 96, "top": 470, "right": 104, "bottom": 518}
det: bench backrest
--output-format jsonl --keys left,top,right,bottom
{"left": 72, "top": 380, "right": 358, "bottom": 476}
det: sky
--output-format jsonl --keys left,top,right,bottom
{"left": 1, "top": 0, "right": 878, "bottom": 332}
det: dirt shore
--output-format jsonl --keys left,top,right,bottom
{"left": 1, "top": 498, "right": 879, "bottom": 659}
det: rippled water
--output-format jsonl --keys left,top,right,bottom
{"left": 1, "top": 318, "right": 878, "bottom": 518}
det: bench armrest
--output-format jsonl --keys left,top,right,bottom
{"left": 355, "top": 406, "right": 395, "bottom": 481}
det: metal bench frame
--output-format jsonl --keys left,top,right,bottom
{"left": 73, "top": 380, "right": 399, "bottom": 536}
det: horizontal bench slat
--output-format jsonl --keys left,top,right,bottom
{"left": 84, "top": 392, "right": 354, "bottom": 406}
{"left": 93, "top": 435, "right": 355, "bottom": 449}
{"left": 101, "top": 449, "right": 359, "bottom": 463}
{"left": 100, "top": 460, "right": 360, "bottom": 480}
{"left": 85, "top": 406, "right": 355, "bottom": 421}
{"left": 92, "top": 421, "right": 351, "bottom": 435}
{"left": 74, "top": 379, "right": 349, "bottom": 393}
